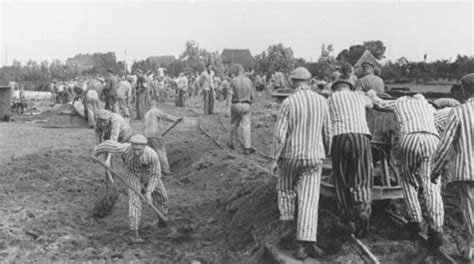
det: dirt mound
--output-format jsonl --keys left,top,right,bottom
{"left": 42, "top": 104, "right": 89, "bottom": 129}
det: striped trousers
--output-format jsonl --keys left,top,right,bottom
{"left": 230, "top": 103, "right": 251, "bottom": 149}
{"left": 128, "top": 173, "right": 168, "bottom": 231}
{"left": 400, "top": 133, "right": 444, "bottom": 232}
{"left": 277, "top": 159, "right": 322, "bottom": 242}
{"left": 331, "top": 134, "right": 373, "bottom": 222}
{"left": 456, "top": 182, "right": 474, "bottom": 249}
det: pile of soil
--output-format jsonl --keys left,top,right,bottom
{"left": 42, "top": 104, "right": 89, "bottom": 129}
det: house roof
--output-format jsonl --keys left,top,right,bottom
{"left": 354, "top": 50, "right": 381, "bottom": 68}
{"left": 221, "top": 49, "right": 254, "bottom": 68}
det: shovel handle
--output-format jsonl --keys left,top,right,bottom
{"left": 161, "top": 119, "right": 181, "bottom": 137}
{"left": 91, "top": 156, "right": 168, "bottom": 223}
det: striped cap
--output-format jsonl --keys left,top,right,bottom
{"left": 130, "top": 134, "right": 147, "bottom": 145}
{"left": 96, "top": 109, "right": 113, "bottom": 120}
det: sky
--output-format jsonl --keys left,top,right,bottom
{"left": 0, "top": 0, "right": 473, "bottom": 67}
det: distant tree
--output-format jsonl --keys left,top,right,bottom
{"left": 362, "top": 40, "right": 386, "bottom": 60}
{"left": 253, "top": 43, "right": 295, "bottom": 74}
{"left": 179, "top": 40, "right": 211, "bottom": 73}
{"left": 337, "top": 40, "right": 386, "bottom": 65}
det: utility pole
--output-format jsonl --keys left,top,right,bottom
{"left": 5, "top": 43, "right": 8, "bottom": 66}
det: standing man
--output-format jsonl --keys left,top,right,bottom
{"left": 272, "top": 71, "right": 285, "bottom": 90}
{"left": 145, "top": 98, "right": 183, "bottom": 175}
{"left": 93, "top": 134, "right": 168, "bottom": 243}
{"left": 225, "top": 64, "right": 254, "bottom": 155}
{"left": 83, "top": 78, "right": 104, "bottom": 129}
{"left": 378, "top": 94, "right": 444, "bottom": 249}
{"left": 356, "top": 61, "right": 385, "bottom": 94}
{"left": 104, "top": 69, "right": 119, "bottom": 113}
{"left": 328, "top": 79, "right": 375, "bottom": 238}
{"left": 270, "top": 67, "right": 331, "bottom": 260}
{"left": 135, "top": 69, "right": 148, "bottom": 120}
{"left": 117, "top": 76, "right": 132, "bottom": 123}
{"left": 200, "top": 63, "right": 215, "bottom": 115}
{"left": 176, "top": 73, "right": 188, "bottom": 107}
{"left": 431, "top": 73, "right": 474, "bottom": 260}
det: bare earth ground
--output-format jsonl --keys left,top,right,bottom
{"left": 0, "top": 91, "right": 468, "bottom": 263}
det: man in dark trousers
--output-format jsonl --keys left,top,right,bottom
{"left": 104, "top": 69, "right": 119, "bottom": 113}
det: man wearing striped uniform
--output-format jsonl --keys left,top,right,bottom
{"left": 145, "top": 98, "right": 182, "bottom": 175}
{"left": 93, "top": 135, "right": 168, "bottom": 243}
{"left": 379, "top": 94, "right": 444, "bottom": 249}
{"left": 431, "top": 73, "right": 474, "bottom": 260}
{"left": 328, "top": 79, "right": 374, "bottom": 238}
{"left": 270, "top": 67, "right": 331, "bottom": 260}
{"left": 95, "top": 109, "right": 134, "bottom": 144}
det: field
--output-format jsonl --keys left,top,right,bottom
{"left": 0, "top": 89, "right": 468, "bottom": 263}
{"left": 386, "top": 83, "right": 453, "bottom": 94}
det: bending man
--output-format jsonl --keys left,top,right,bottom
{"left": 93, "top": 135, "right": 168, "bottom": 243}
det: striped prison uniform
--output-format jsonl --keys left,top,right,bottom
{"left": 270, "top": 85, "right": 331, "bottom": 242}
{"left": 94, "top": 140, "right": 168, "bottom": 231}
{"left": 434, "top": 107, "right": 454, "bottom": 135}
{"left": 387, "top": 96, "right": 444, "bottom": 232}
{"left": 328, "top": 90, "right": 373, "bottom": 222}
{"left": 95, "top": 113, "right": 133, "bottom": 143}
{"left": 432, "top": 98, "right": 474, "bottom": 245}
{"left": 144, "top": 107, "right": 179, "bottom": 174}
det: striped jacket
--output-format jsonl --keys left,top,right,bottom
{"left": 270, "top": 86, "right": 331, "bottom": 160}
{"left": 434, "top": 107, "right": 454, "bottom": 135}
{"left": 94, "top": 140, "right": 161, "bottom": 193}
{"left": 432, "top": 98, "right": 474, "bottom": 182}
{"left": 328, "top": 90, "right": 372, "bottom": 136}
{"left": 96, "top": 113, "right": 133, "bottom": 143}
{"left": 378, "top": 96, "right": 439, "bottom": 137}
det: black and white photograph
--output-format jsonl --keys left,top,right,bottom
{"left": 0, "top": 0, "right": 473, "bottom": 263}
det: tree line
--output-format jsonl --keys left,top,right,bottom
{"left": 1, "top": 40, "right": 473, "bottom": 91}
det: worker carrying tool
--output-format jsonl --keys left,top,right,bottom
{"left": 145, "top": 98, "right": 183, "bottom": 175}
{"left": 93, "top": 134, "right": 169, "bottom": 243}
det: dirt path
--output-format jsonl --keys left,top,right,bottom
{"left": 0, "top": 95, "right": 468, "bottom": 263}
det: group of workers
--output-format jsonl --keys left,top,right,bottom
{"left": 81, "top": 60, "right": 474, "bottom": 262}
{"left": 270, "top": 62, "right": 474, "bottom": 261}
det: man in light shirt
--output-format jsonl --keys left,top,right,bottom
{"left": 200, "top": 63, "right": 215, "bottom": 115}
{"left": 145, "top": 98, "right": 183, "bottom": 175}
{"left": 176, "top": 73, "right": 188, "bottom": 107}
{"left": 117, "top": 77, "right": 132, "bottom": 122}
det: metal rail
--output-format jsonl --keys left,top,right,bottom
{"left": 385, "top": 210, "right": 457, "bottom": 264}
{"left": 348, "top": 235, "right": 380, "bottom": 264}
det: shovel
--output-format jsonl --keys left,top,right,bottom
{"left": 162, "top": 118, "right": 183, "bottom": 137}
{"left": 91, "top": 153, "right": 119, "bottom": 218}
{"left": 91, "top": 156, "right": 168, "bottom": 224}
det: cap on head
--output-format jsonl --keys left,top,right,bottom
{"left": 106, "top": 69, "right": 115, "bottom": 74}
{"left": 461, "top": 73, "right": 474, "bottom": 91}
{"left": 130, "top": 134, "right": 147, "bottom": 145}
{"left": 341, "top": 62, "right": 353, "bottom": 73}
{"left": 361, "top": 61, "right": 375, "bottom": 68}
{"left": 206, "top": 62, "right": 212, "bottom": 68}
{"left": 331, "top": 79, "right": 354, "bottom": 91}
{"left": 96, "top": 109, "right": 113, "bottom": 120}
{"left": 289, "top": 67, "right": 311, "bottom": 80}
{"left": 135, "top": 69, "right": 143, "bottom": 74}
